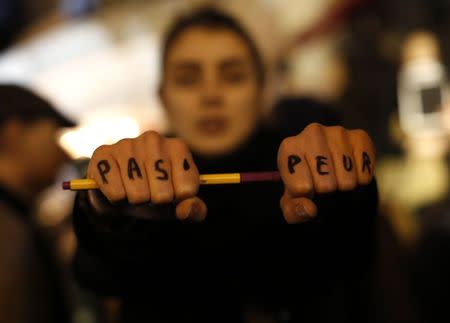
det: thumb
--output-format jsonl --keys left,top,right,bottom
{"left": 280, "top": 192, "right": 318, "bottom": 224}
{"left": 175, "top": 197, "right": 208, "bottom": 222}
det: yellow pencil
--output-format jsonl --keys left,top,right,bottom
{"left": 62, "top": 171, "right": 280, "bottom": 190}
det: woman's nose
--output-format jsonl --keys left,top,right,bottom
{"left": 201, "top": 79, "right": 224, "bottom": 108}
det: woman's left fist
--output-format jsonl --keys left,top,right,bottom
{"left": 277, "top": 123, "right": 376, "bottom": 224}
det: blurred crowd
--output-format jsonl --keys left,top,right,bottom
{"left": 1, "top": 0, "right": 450, "bottom": 323}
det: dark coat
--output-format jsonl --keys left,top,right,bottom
{"left": 72, "top": 98, "right": 379, "bottom": 323}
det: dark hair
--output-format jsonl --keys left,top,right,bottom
{"left": 0, "top": 84, "right": 75, "bottom": 128}
{"left": 161, "top": 7, "right": 265, "bottom": 87}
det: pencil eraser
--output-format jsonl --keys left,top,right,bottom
{"left": 62, "top": 181, "right": 70, "bottom": 190}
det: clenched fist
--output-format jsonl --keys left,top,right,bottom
{"left": 87, "top": 131, "right": 207, "bottom": 222}
{"left": 277, "top": 123, "right": 376, "bottom": 223}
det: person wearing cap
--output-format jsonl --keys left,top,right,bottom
{"left": 0, "top": 84, "right": 74, "bottom": 323}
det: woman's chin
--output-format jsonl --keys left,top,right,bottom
{"left": 190, "top": 138, "right": 242, "bottom": 159}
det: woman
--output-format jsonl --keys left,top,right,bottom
{"left": 73, "top": 7, "right": 378, "bottom": 323}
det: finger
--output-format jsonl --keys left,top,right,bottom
{"left": 301, "top": 123, "right": 337, "bottom": 194}
{"left": 348, "top": 129, "right": 376, "bottom": 185}
{"left": 141, "top": 131, "right": 174, "bottom": 204}
{"left": 175, "top": 197, "right": 208, "bottom": 222}
{"left": 87, "top": 145, "right": 126, "bottom": 203}
{"left": 111, "top": 139, "right": 151, "bottom": 204}
{"left": 280, "top": 192, "right": 317, "bottom": 224}
{"left": 166, "top": 138, "right": 200, "bottom": 201}
{"left": 323, "top": 126, "right": 357, "bottom": 191}
{"left": 277, "top": 136, "right": 313, "bottom": 198}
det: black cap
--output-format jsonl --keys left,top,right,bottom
{"left": 0, "top": 84, "right": 76, "bottom": 128}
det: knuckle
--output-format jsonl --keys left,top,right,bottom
{"left": 117, "top": 138, "right": 133, "bottom": 145}
{"left": 142, "top": 130, "right": 162, "bottom": 143}
{"left": 329, "top": 125, "right": 347, "bottom": 137}
{"left": 288, "top": 180, "right": 313, "bottom": 196}
{"left": 280, "top": 136, "right": 296, "bottom": 149}
{"left": 168, "top": 137, "right": 189, "bottom": 150}
{"left": 350, "top": 129, "right": 376, "bottom": 153}
{"left": 304, "top": 122, "right": 323, "bottom": 135}
{"left": 349, "top": 129, "right": 369, "bottom": 142}
{"left": 151, "top": 190, "right": 174, "bottom": 204}
{"left": 175, "top": 183, "right": 198, "bottom": 200}
{"left": 315, "top": 179, "right": 337, "bottom": 194}
{"left": 358, "top": 175, "right": 373, "bottom": 186}
{"left": 338, "top": 177, "right": 357, "bottom": 191}
{"left": 143, "top": 131, "right": 165, "bottom": 153}
{"left": 278, "top": 137, "right": 296, "bottom": 158}
{"left": 277, "top": 137, "right": 294, "bottom": 167}
{"left": 127, "top": 191, "right": 150, "bottom": 204}
{"left": 105, "top": 188, "right": 126, "bottom": 202}
{"left": 112, "top": 139, "right": 133, "bottom": 155}
{"left": 92, "top": 144, "right": 110, "bottom": 157}
{"left": 351, "top": 128, "right": 368, "bottom": 136}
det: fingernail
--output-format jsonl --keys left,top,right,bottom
{"left": 295, "top": 204, "right": 310, "bottom": 219}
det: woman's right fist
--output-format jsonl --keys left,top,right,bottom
{"left": 86, "top": 131, "right": 207, "bottom": 222}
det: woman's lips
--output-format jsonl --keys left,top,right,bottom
{"left": 197, "top": 117, "right": 228, "bottom": 135}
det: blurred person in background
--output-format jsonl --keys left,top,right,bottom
{"left": 379, "top": 30, "right": 446, "bottom": 323}
{"left": 0, "top": 84, "right": 73, "bottom": 323}
{"left": 0, "top": 0, "right": 63, "bottom": 51}
{"left": 394, "top": 31, "right": 450, "bottom": 323}
{"left": 378, "top": 30, "right": 450, "bottom": 246}
{"left": 72, "top": 7, "right": 378, "bottom": 323}
{"left": 0, "top": 0, "right": 26, "bottom": 50}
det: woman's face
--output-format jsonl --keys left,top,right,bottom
{"left": 160, "top": 27, "right": 262, "bottom": 158}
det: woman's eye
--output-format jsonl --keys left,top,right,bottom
{"left": 174, "top": 74, "right": 199, "bottom": 86}
{"left": 223, "top": 71, "right": 247, "bottom": 84}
